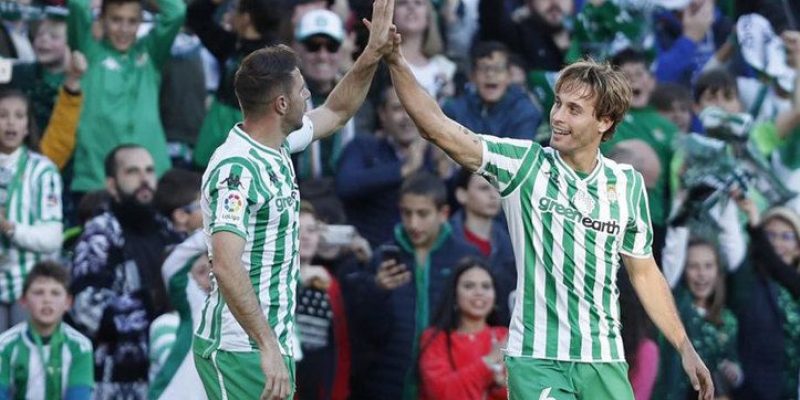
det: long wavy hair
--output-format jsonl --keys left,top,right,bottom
{"left": 420, "top": 257, "right": 500, "bottom": 369}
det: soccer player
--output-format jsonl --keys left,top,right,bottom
{"left": 193, "top": 0, "right": 396, "bottom": 399}
{"left": 383, "top": 44, "right": 715, "bottom": 399}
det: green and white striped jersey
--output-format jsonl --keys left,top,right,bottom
{"left": 477, "top": 135, "right": 653, "bottom": 363}
{"left": 195, "top": 118, "right": 313, "bottom": 358}
{"left": 150, "top": 230, "right": 208, "bottom": 400}
{"left": 0, "top": 322, "right": 93, "bottom": 399}
{"left": 0, "top": 148, "right": 63, "bottom": 304}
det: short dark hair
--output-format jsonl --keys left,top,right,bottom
{"left": 154, "top": 168, "right": 202, "bottom": 217}
{"left": 400, "top": 172, "right": 448, "bottom": 208}
{"left": 453, "top": 168, "right": 476, "bottom": 190}
{"left": 650, "top": 83, "right": 692, "bottom": 111}
{"left": 238, "top": 0, "right": 286, "bottom": 36}
{"left": 610, "top": 48, "right": 649, "bottom": 69}
{"left": 23, "top": 261, "right": 70, "bottom": 295}
{"left": 234, "top": 45, "right": 299, "bottom": 118}
{"left": 0, "top": 89, "right": 40, "bottom": 151}
{"left": 101, "top": 0, "right": 142, "bottom": 15}
{"left": 693, "top": 68, "right": 737, "bottom": 103}
{"left": 470, "top": 41, "right": 510, "bottom": 69}
{"left": 104, "top": 144, "right": 146, "bottom": 178}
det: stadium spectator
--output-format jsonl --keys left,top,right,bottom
{"left": 295, "top": 201, "right": 352, "bottom": 400}
{"left": 657, "top": 237, "right": 742, "bottom": 399}
{"left": 336, "top": 85, "right": 444, "bottom": 247}
{"left": 603, "top": 49, "right": 679, "bottom": 257}
{"left": 653, "top": 0, "right": 732, "bottom": 86}
{"left": 730, "top": 199, "right": 800, "bottom": 400}
{"left": 450, "top": 169, "right": 515, "bottom": 325}
{"left": 148, "top": 230, "right": 209, "bottom": 400}
{"left": 651, "top": 83, "right": 693, "bottom": 134}
{"left": 188, "top": 0, "right": 286, "bottom": 168}
{"left": 443, "top": 41, "right": 542, "bottom": 140}
{"left": 0, "top": 261, "right": 94, "bottom": 400}
{"left": 479, "top": 0, "right": 573, "bottom": 71}
{"left": 66, "top": 0, "right": 185, "bottom": 194}
{"left": 153, "top": 168, "right": 202, "bottom": 234}
{"left": 418, "top": 258, "right": 508, "bottom": 400}
{"left": 0, "top": 87, "right": 68, "bottom": 330}
{"left": 68, "top": 145, "right": 183, "bottom": 400}
{"left": 394, "top": 0, "right": 455, "bottom": 100}
{"left": 348, "top": 172, "right": 481, "bottom": 399}
{"left": 7, "top": 15, "right": 68, "bottom": 129}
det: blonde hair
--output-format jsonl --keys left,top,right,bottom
{"left": 554, "top": 59, "right": 632, "bottom": 141}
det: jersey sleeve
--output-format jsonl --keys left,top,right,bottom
{"left": 0, "top": 341, "right": 11, "bottom": 398}
{"left": 205, "top": 161, "right": 263, "bottom": 239}
{"left": 620, "top": 171, "right": 653, "bottom": 258}
{"left": 286, "top": 115, "right": 314, "bottom": 154}
{"left": 476, "top": 134, "right": 541, "bottom": 196}
{"left": 66, "top": 340, "right": 94, "bottom": 390}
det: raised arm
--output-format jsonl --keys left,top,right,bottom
{"left": 623, "top": 255, "right": 714, "bottom": 400}
{"left": 306, "top": 0, "right": 395, "bottom": 139}
{"left": 775, "top": 31, "right": 800, "bottom": 139}
{"left": 142, "top": 0, "right": 187, "bottom": 66}
{"left": 385, "top": 49, "right": 482, "bottom": 171}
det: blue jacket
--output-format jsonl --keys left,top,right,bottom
{"left": 349, "top": 223, "right": 482, "bottom": 400}
{"left": 449, "top": 210, "right": 517, "bottom": 326}
{"left": 442, "top": 84, "right": 541, "bottom": 140}
{"left": 653, "top": 8, "right": 732, "bottom": 85}
{"left": 335, "top": 133, "right": 437, "bottom": 247}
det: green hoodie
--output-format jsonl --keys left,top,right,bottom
{"left": 67, "top": 0, "right": 186, "bottom": 191}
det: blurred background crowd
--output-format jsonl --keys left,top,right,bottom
{"left": 0, "top": 0, "right": 798, "bottom": 399}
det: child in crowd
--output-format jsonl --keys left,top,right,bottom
{"left": 0, "top": 261, "right": 94, "bottom": 400}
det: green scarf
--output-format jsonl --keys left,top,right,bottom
{"left": 29, "top": 322, "right": 65, "bottom": 400}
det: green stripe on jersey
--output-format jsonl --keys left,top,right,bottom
{"left": 479, "top": 134, "right": 653, "bottom": 363}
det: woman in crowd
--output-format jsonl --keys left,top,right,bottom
{"left": 418, "top": 257, "right": 507, "bottom": 400}
{"left": 394, "top": 0, "right": 456, "bottom": 101}
{"left": 657, "top": 237, "right": 741, "bottom": 400}
{"left": 732, "top": 199, "right": 800, "bottom": 400}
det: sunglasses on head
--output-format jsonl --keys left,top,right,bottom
{"left": 302, "top": 39, "right": 341, "bottom": 53}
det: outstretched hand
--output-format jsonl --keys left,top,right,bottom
{"left": 680, "top": 341, "right": 714, "bottom": 400}
{"left": 363, "top": 0, "right": 398, "bottom": 57}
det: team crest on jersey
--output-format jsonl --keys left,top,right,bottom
{"left": 572, "top": 189, "right": 595, "bottom": 215}
{"left": 607, "top": 184, "right": 618, "bottom": 203}
{"left": 222, "top": 173, "right": 242, "bottom": 189}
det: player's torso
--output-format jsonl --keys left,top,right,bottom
{"left": 505, "top": 149, "right": 637, "bottom": 361}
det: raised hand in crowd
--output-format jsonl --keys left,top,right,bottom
{"left": 64, "top": 50, "right": 88, "bottom": 93}
{"left": 682, "top": 0, "right": 714, "bottom": 42}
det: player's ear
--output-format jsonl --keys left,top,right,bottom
{"left": 597, "top": 115, "right": 613, "bottom": 136}
{"left": 274, "top": 94, "right": 289, "bottom": 116}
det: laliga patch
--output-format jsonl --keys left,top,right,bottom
{"left": 219, "top": 191, "right": 245, "bottom": 224}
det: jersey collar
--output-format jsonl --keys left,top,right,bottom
{"left": 553, "top": 149, "right": 604, "bottom": 183}
{"left": 232, "top": 124, "right": 284, "bottom": 159}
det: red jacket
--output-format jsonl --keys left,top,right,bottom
{"left": 418, "top": 326, "right": 509, "bottom": 400}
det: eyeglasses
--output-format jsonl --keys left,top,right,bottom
{"left": 766, "top": 230, "right": 798, "bottom": 242}
{"left": 302, "top": 40, "right": 341, "bottom": 53}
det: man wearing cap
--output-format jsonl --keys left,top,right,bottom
{"left": 292, "top": 9, "right": 355, "bottom": 183}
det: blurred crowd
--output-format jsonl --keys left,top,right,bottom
{"left": 0, "top": 0, "right": 798, "bottom": 399}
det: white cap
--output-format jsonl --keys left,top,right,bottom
{"left": 295, "top": 9, "right": 345, "bottom": 43}
{"left": 655, "top": 0, "right": 691, "bottom": 10}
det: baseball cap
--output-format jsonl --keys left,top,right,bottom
{"left": 295, "top": 9, "right": 345, "bottom": 43}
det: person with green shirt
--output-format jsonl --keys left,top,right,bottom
{"left": 601, "top": 48, "right": 679, "bottom": 258}
{"left": 66, "top": 0, "right": 185, "bottom": 193}
{"left": 0, "top": 261, "right": 94, "bottom": 400}
{"left": 7, "top": 16, "right": 68, "bottom": 130}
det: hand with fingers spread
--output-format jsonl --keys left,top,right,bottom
{"left": 362, "top": 0, "right": 398, "bottom": 58}
{"left": 260, "top": 344, "right": 292, "bottom": 400}
{"left": 679, "top": 340, "right": 715, "bottom": 400}
{"left": 375, "top": 259, "right": 412, "bottom": 290}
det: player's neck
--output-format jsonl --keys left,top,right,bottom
{"left": 558, "top": 147, "right": 599, "bottom": 175}
{"left": 30, "top": 319, "right": 59, "bottom": 338}
{"left": 464, "top": 214, "right": 492, "bottom": 240}
{"left": 241, "top": 118, "right": 284, "bottom": 151}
